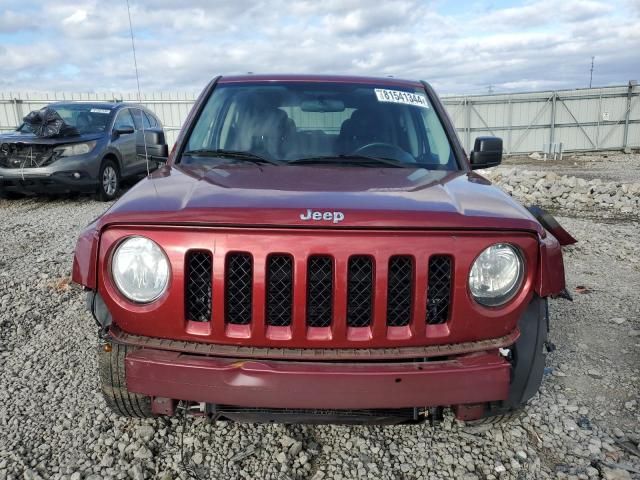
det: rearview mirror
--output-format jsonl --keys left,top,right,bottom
{"left": 470, "top": 136, "right": 502, "bottom": 170}
{"left": 114, "top": 125, "right": 135, "bottom": 135}
{"left": 301, "top": 98, "right": 345, "bottom": 112}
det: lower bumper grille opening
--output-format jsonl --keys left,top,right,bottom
{"left": 347, "top": 256, "right": 374, "bottom": 327}
{"left": 208, "top": 405, "right": 420, "bottom": 425}
{"left": 266, "top": 255, "right": 293, "bottom": 326}
{"left": 185, "top": 251, "right": 213, "bottom": 322}
{"left": 225, "top": 253, "right": 253, "bottom": 325}
{"left": 427, "top": 256, "right": 452, "bottom": 325}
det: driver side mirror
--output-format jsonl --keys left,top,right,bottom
{"left": 114, "top": 125, "right": 135, "bottom": 136}
{"left": 470, "top": 136, "right": 502, "bottom": 170}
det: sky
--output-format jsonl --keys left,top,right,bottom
{"left": 0, "top": 0, "right": 638, "bottom": 95}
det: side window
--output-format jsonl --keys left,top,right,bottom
{"left": 130, "top": 109, "right": 144, "bottom": 130}
{"left": 418, "top": 108, "right": 453, "bottom": 164}
{"left": 113, "top": 109, "right": 134, "bottom": 130}
{"left": 143, "top": 112, "right": 157, "bottom": 128}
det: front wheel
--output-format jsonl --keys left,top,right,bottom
{"left": 98, "top": 342, "right": 153, "bottom": 418}
{"left": 465, "top": 296, "right": 549, "bottom": 425}
{"left": 97, "top": 159, "right": 120, "bottom": 202}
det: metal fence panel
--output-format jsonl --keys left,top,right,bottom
{"left": 1, "top": 83, "right": 638, "bottom": 154}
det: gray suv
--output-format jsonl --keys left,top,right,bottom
{"left": 0, "top": 102, "right": 168, "bottom": 201}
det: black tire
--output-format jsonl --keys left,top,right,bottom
{"left": 465, "top": 296, "right": 549, "bottom": 425}
{"left": 97, "top": 159, "right": 120, "bottom": 202}
{"left": 98, "top": 342, "right": 154, "bottom": 418}
{"left": 464, "top": 409, "right": 523, "bottom": 427}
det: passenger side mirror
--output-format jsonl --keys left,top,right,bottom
{"left": 114, "top": 125, "right": 135, "bottom": 136}
{"left": 469, "top": 136, "right": 502, "bottom": 170}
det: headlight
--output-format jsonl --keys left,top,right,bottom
{"left": 53, "top": 141, "right": 97, "bottom": 157}
{"left": 469, "top": 243, "right": 524, "bottom": 307}
{"left": 111, "top": 236, "right": 170, "bottom": 303}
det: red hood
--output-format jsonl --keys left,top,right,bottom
{"left": 96, "top": 164, "right": 543, "bottom": 233}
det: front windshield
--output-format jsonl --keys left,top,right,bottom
{"left": 19, "top": 104, "right": 113, "bottom": 135}
{"left": 183, "top": 82, "right": 457, "bottom": 169}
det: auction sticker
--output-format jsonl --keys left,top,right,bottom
{"left": 374, "top": 89, "right": 429, "bottom": 108}
{"left": 90, "top": 108, "right": 111, "bottom": 114}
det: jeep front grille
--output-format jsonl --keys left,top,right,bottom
{"left": 386, "top": 256, "right": 413, "bottom": 327}
{"left": 427, "top": 256, "right": 452, "bottom": 325}
{"left": 185, "top": 251, "right": 453, "bottom": 333}
{"left": 347, "top": 256, "right": 374, "bottom": 327}
{"left": 307, "top": 256, "right": 333, "bottom": 328}
{"left": 225, "top": 253, "right": 253, "bottom": 325}
{"left": 266, "top": 255, "right": 293, "bottom": 326}
{"left": 185, "top": 251, "right": 212, "bottom": 322}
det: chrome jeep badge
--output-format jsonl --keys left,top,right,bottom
{"left": 300, "top": 209, "right": 345, "bottom": 224}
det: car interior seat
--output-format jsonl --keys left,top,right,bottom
{"left": 336, "top": 106, "right": 393, "bottom": 154}
{"left": 232, "top": 101, "right": 297, "bottom": 159}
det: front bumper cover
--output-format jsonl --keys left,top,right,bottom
{"left": 125, "top": 348, "right": 511, "bottom": 410}
{"left": 0, "top": 170, "right": 97, "bottom": 193}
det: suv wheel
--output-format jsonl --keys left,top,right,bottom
{"left": 464, "top": 409, "right": 523, "bottom": 426}
{"left": 465, "top": 296, "right": 549, "bottom": 426}
{"left": 98, "top": 159, "right": 120, "bottom": 201}
{"left": 98, "top": 342, "right": 153, "bottom": 418}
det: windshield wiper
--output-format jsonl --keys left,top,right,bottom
{"left": 288, "top": 155, "right": 408, "bottom": 168}
{"left": 182, "top": 149, "right": 281, "bottom": 166}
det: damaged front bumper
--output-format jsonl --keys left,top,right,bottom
{"left": 124, "top": 347, "right": 511, "bottom": 415}
{"left": 0, "top": 167, "right": 98, "bottom": 194}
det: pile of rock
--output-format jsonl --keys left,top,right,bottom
{"left": 484, "top": 168, "right": 640, "bottom": 215}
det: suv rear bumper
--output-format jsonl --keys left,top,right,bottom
{"left": 125, "top": 348, "right": 511, "bottom": 411}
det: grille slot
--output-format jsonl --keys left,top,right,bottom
{"left": 347, "top": 256, "right": 374, "bottom": 327}
{"left": 386, "top": 256, "right": 413, "bottom": 327}
{"left": 266, "top": 255, "right": 293, "bottom": 326}
{"left": 225, "top": 253, "right": 253, "bottom": 325}
{"left": 427, "top": 256, "right": 452, "bottom": 325}
{"left": 185, "top": 251, "right": 212, "bottom": 322}
{"left": 307, "top": 256, "right": 333, "bottom": 328}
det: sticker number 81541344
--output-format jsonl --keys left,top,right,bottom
{"left": 374, "top": 89, "right": 429, "bottom": 108}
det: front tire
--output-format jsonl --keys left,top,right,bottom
{"left": 98, "top": 342, "right": 153, "bottom": 418}
{"left": 466, "top": 296, "right": 549, "bottom": 425}
{"left": 97, "top": 159, "right": 120, "bottom": 202}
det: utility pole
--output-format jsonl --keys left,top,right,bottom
{"left": 589, "top": 56, "right": 595, "bottom": 88}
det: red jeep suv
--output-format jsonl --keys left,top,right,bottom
{"left": 73, "top": 75, "right": 573, "bottom": 425}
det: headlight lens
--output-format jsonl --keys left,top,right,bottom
{"left": 54, "top": 141, "right": 97, "bottom": 157}
{"left": 469, "top": 243, "right": 523, "bottom": 307}
{"left": 111, "top": 236, "right": 170, "bottom": 303}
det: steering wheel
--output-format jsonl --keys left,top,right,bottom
{"left": 352, "top": 142, "right": 416, "bottom": 163}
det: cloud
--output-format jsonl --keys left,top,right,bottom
{"left": 62, "top": 9, "right": 88, "bottom": 25}
{"left": 0, "top": 10, "right": 39, "bottom": 33}
{"left": 0, "top": 0, "right": 636, "bottom": 94}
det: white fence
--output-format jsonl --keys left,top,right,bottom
{"left": 1, "top": 83, "right": 638, "bottom": 154}
{"left": 441, "top": 82, "right": 639, "bottom": 155}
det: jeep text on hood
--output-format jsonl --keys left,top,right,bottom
{"left": 73, "top": 75, "right": 573, "bottom": 424}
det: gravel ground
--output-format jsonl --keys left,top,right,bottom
{"left": 0, "top": 159, "right": 639, "bottom": 479}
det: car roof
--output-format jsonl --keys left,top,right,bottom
{"left": 218, "top": 74, "right": 425, "bottom": 88}
{"left": 47, "top": 101, "right": 153, "bottom": 112}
